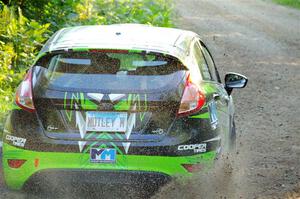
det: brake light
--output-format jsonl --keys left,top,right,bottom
{"left": 15, "top": 68, "right": 35, "bottom": 112}
{"left": 182, "top": 163, "right": 202, "bottom": 173}
{"left": 177, "top": 74, "right": 206, "bottom": 116}
{"left": 8, "top": 159, "right": 27, "bottom": 168}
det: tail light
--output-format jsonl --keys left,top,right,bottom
{"left": 177, "top": 73, "right": 206, "bottom": 116}
{"left": 15, "top": 68, "right": 35, "bottom": 112}
{"left": 7, "top": 159, "right": 27, "bottom": 168}
{"left": 182, "top": 163, "right": 202, "bottom": 173}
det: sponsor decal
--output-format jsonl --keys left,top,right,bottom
{"left": 6, "top": 135, "right": 26, "bottom": 147}
{"left": 152, "top": 128, "right": 164, "bottom": 134}
{"left": 47, "top": 125, "right": 58, "bottom": 131}
{"left": 90, "top": 148, "right": 116, "bottom": 163}
{"left": 178, "top": 143, "right": 207, "bottom": 153}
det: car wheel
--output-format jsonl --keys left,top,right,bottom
{"left": 229, "top": 119, "right": 237, "bottom": 153}
{"left": 218, "top": 118, "right": 237, "bottom": 174}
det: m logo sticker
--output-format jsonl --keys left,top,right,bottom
{"left": 90, "top": 148, "right": 116, "bottom": 163}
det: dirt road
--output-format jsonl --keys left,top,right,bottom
{"left": 0, "top": 0, "right": 299, "bottom": 198}
{"left": 155, "top": 0, "right": 300, "bottom": 198}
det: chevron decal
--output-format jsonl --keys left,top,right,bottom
{"left": 120, "top": 103, "right": 137, "bottom": 154}
{"left": 75, "top": 103, "right": 87, "bottom": 152}
{"left": 78, "top": 141, "right": 87, "bottom": 153}
{"left": 87, "top": 93, "right": 104, "bottom": 103}
{"left": 125, "top": 104, "right": 136, "bottom": 140}
{"left": 122, "top": 142, "right": 131, "bottom": 154}
{"left": 69, "top": 93, "right": 144, "bottom": 154}
{"left": 109, "top": 94, "right": 126, "bottom": 102}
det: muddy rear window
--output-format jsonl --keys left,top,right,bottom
{"left": 36, "top": 51, "right": 185, "bottom": 75}
{"left": 35, "top": 50, "right": 186, "bottom": 92}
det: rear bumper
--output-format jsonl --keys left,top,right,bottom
{"left": 2, "top": 143, "right": 216, "bottom": 190}
{"left": 24, "top": 169, "right": 171, "bottom": 190}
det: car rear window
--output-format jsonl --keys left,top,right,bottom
{"left": 37, "top": 51, "right": 185, "bottom": 75}
{"left": 35, "top": 50, "right": 186, "bottom": 92}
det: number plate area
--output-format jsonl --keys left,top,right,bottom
{"left": 86, "top": 112, "right": 127, "bottom": 132}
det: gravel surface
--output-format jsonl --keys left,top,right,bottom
{"left": 0, "top": 0, "right": 299, "bottom": 198}
{"left": 154, "top": 0, "right": 300, "bottom": 198}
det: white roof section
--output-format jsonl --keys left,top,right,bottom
{"left": 40, "top": 24, "right": 197, "bottom": 60}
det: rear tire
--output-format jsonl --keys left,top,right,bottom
{"left": 219, "top": 118, "right": 237, "bottom": 174}
{"left": 229, "top": 119, "right": 237, "bottom": 153}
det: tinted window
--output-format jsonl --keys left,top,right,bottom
{"left": 40, "top": 51, "right": 184, "bottom": 75}
{"left": 200, "top": 43, "right": 218, "bottom": 81}
{"left": 35, "top": 51, "right": 186, "bottom": 92}
{"left": 192, "top": 42, "right": 212, "bottom": 80}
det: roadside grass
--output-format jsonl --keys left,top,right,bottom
{"left": 273, "top": 0, "right": 300, "bottom": 9}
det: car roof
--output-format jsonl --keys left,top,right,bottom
{"left": 39, "top": 24, "right": 198, "bottom": 61}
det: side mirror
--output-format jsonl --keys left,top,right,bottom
{"left": 225, "top": 72, "right": 248, "bottom": 95}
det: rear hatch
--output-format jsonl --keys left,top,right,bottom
{"left": 33, "top": 50, "right": 187, "bottom": 143}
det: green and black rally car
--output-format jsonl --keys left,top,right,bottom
{"left": 2, "top": 24, "right": 247, "bottom": 191}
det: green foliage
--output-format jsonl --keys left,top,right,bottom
{"left": 10, "top": 0, "right": 81, "bottom": 32}
{"left": 273, "top": 0, "right": 300, "bottom": 9}
{"left": 75, "top": 0, "right": 174, "bottom": 27}
{"left": 7, "top": 0, "right": 174, "bottom": 31}
{"left": 0, "top": 42, "right": 16, "bottom": 121}
{"left": 0, "top": 6, "right": 50, "bottom": 71}
{"left": 0, "top": 5, "right": 49, "bottom": 125}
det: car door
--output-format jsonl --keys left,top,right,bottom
{"left": 192, "top": 39, "right": 231, "bottom": 152}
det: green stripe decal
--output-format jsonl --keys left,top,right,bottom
{"left": 128, "top": 49, "right": 142, "bottom": 53}
{"left": 2, "top": 143, "right": 216, "bottom": 190}
{"left": 84, "top": 132, "right": 96, "bottom": 139}
{"left": 110, "top": 142, "right": 124, "bottom": 155}
{"left": 203, "top": 84, "right": 217, "bottom": 95}
{"left": 113, "top": 94, "right": 132, "bottom": 111}
{"left": 72, "top": 48, "right": 89, "bottom": 52}
{"left": 116, "top": 133, "right": 124, "bottom": 140}
{"left": 189, "top": 112, "right": 210, "bottom": 119}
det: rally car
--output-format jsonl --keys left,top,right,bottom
{"left": 2, "top": 24, "right": 247, "bottom": 192}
